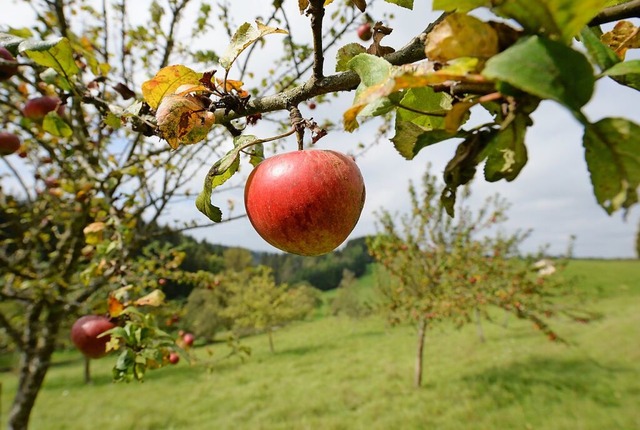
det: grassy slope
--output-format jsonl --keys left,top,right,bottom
{"left": 1, "top": 260, "right": 639, "bottom": 430}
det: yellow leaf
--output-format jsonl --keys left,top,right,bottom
{"left": 134, "top": 289, "right": 166, "bottom": 307}
{"left": 343, "top": 104, "right": 365, "bottom": 132}
{"left": 83, "top": 222, "right": 105, "bottom": 245}
{"left": 601, "top": 20, "right": 640, "bottom": 59}
{"left": 444, "top": 101, "right": 474, "bottom": 132}
{"left": 141, "top": 65, "right": 202, "bottom": 110}
{"left": 425, "top": 13, "right": 499, "bottom": 63}
{"left": 108, "top": 294, "right": 125, "bottom": 318}
{"left": 216, "top": 78, "right": 249, "bottom": 98}
{"left": 155, "top": 93, "right": 215, "bottom": 149}
{"left": 299, "top": 0, "right": 309, "bottom": 12}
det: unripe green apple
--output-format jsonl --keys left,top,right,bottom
{"left": 244, "top": 149, "right": 366, "bottom": 256}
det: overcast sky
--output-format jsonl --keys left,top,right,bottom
{"left": 4, "top": 0, "right": 639, "bottom": 258}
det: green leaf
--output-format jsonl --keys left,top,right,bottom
{"left": 219, "top": 21, "right": 287, "bottom": 71}
{"left": 579, "top": 26, "right": 620, "bottom": 72}
{"left": 602, "top": 60, "right": 640, "bottom": 77}
{"left": 483, "top": 36, "right": 595, "bottom": 112}
{"left": 390, "top": 87, "right": 457, "bottom": 159}
{"left": 249, "top": 143, "right": 264, "bottom": 167}
{"left": 42, "top": 112, "right": 73, "bottom": 138}
{"left": 483, "top": 114, "right": 529, "bottom": 182}
{"left": 196, "top": 135, "right": 258, "bottom": 222}
{"left": 583, "top": 117, "right": 640, "bottom": 214}
{"left": 441, "top": 131, "right": 495, "bottom": 216}
{"left": 104, "top": 112, "right": 122, "bottom": 129}
{"left": 579, "top": 27, "right": 640, "bottom": 91}
{"left": 603, "top": 60, "right": 640, "bottom": 91}
{"left": 18, "top": 37, "right": 80, "bottom": 78}
{"left": 349, "top": 53, "right": 393, "bottom": 89}
{"left": 392, "top": 121, "right": 457, "bottom": 160}
{"left": 384, "top": 0, "right": 413, "bottom": 9}
{"left": 0, "top": 33, "right": 25, "bottom": 53}
{"left": 335, "top": 43, "right": 367, "bottom": 72}
{"left": 343, "top": 54, "right": 393, "bottom": 131}
{"left": 491, "top": 0, "right": 609, "bottom": 44}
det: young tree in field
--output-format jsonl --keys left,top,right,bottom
{"left": 1, "top": 0, "right": 639, "bottom": 427}
{"left": 368, "top": 167, "right": 591, "bottom": 387}
{"left": 221, "top": 266, "right": 318, "bottom": 353}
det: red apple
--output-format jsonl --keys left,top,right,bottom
{"left": 357, "top": 22, "right": 372, "bottom": 41}
{"left": 0, "top": 132, "right": 21, "bottom": 156}
{"left": 168, "top": 351, "right": 180, "bottom": 364}
{"left": 244, "top": 149, "right": 366, "bottom": 256}
{"left": 308, "top": 101, "right": 316, "bottom": 110}
{"left": 182, "top": 332, "right": 195, "bottom": 347}
{"left": 0, "top": 47, "right": 18, "bottom": 80}
{"left": 22, "top": 96, "right": 65, "bottom": 120}
{"left": 44, "top": 176, "right": 60, "bottom": 188}
{"left": 70, "top": 315, "right": 116, "bottom": 359}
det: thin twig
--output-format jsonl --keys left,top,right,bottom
{"left": 589, "top": 0, "right": 640, "bottom": 26}
{"left": 308, "top": 0, "right": 326, "bottom": 81}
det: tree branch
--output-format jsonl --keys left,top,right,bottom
{"left": 589, "top": 0, "right": 640, "bottom": 26}
{"left": 308, "top": 0, "right": 326, "bottom": 81}
{"left": 0, "top": 310, "right": 24, "bottom": 350}
{"left": 159, "top": 0, "right": 191, "bottom": 68}
{"left": 215, "top": 13, "right": 448, "bottom": 123}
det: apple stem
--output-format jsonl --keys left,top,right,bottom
{"left": 288, "top": 105, "right": 305, "bottom": 150}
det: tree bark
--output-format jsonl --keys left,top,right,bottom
{"left": 475, "top": 307, "right": 486, "bottom": 343}
{"left": 414, "top": 318, "right": 427, "bottom": 388}
{"left": 268, "top": 330, "right": 275, "bottom": 354}
{"left": 7, "top": 305, "right": 63, "bottom": 430}
{"left": 84, "top": 356, "right": 92, "bottom": 384}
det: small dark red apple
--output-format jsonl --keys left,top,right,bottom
{"left": 70, "top": 315, "right": 116, "bottom": 359}
{"left": 0, "top": 132, "right": 21, "bottom": 156}
{"left": 182, "top": 332, "right": 195, "bottom": 347}
{"left": 22, "top": 96, "right": 65, "bottom": 120}
{"left": 168, "top": 351, "right": 180, "bottom": 364}
{"left": 158, "top": 278, "right": 167, "bottom": 286}
{"left": 44, "top": 176, "right": 60, "bottom": 188}
{"left": 0, "top": 47, "right": 18, "bottom": 80}
{"left": 357, "top": 22, "right": 372, "bottom": 41}
{"left": 244, "top": 149, "right": 366, "bottom": 256}
{"left": 308, "top": 101, "right": 316, "bottom": 110}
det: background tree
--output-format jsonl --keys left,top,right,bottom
{"left": 368, "top": 166, "right": 594, "bottom": 387}
{"left": 220, "top": 266, "right": 319, "bottom": 353}
{"left": 330, "top": 268, "right": 373, "bottom": 318}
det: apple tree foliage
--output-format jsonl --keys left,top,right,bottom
{"left": 218, "top": 266, "right": 319, "bottom": 353}
{"left": 368, "top": 167, "right": 599, "bottom": 387}
{"left": 0, "top": 0, "right": 639, "bottom": 427}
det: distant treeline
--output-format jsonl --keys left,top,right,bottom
{"left": 152, "top": 228, "right": 373, "bottom": 294}
{"left": 257, "top": 237, "right": 373, "bottom": 291}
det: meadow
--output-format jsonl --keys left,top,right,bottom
{"left": 1, "top": 260, "right": 639, "bottom": 429}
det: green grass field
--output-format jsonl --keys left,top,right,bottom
{"left": 1, "top": 260, "right": 639, "bottom": 429}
